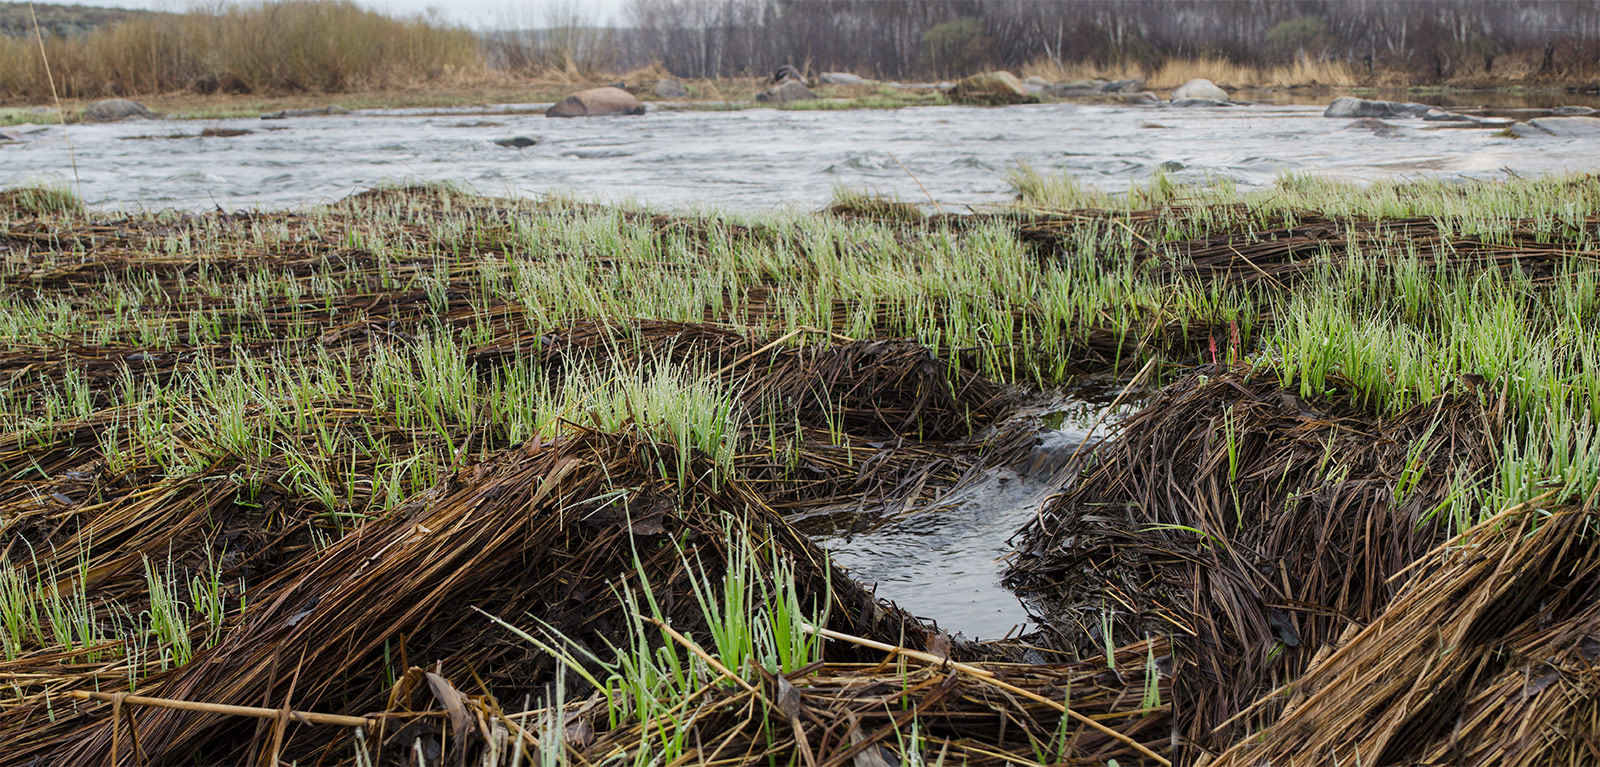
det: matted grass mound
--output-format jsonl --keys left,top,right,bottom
{"left": 4, "top": 430, "right": 928, "bottom": 766}
{"left": 1216, "top": 506, "right": 1600, "bottom": 766}
{"left": 1006, "top": 366, "right": 1498, "bottom": 758}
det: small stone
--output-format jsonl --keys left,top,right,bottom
{"left": 494, "top": 136, "right": 540, "bottom": 148}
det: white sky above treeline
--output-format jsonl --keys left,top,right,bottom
{"left": 54, "top": 0, "right": 633, "bottom": 28}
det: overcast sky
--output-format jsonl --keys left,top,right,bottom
{"left": 64, "top": 0, "right": 634, "bottom": 28}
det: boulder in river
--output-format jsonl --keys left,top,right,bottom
{"left": 1509, "top": 116, "right": 1600, "bottom": 137}
{"left": 546, "top": 87, "right": 647, "bottom": 118}
{"left": 1346, "top": 118, "right": 1403, "bottom": 137}
{"left": 1171, "top": 78, "right": 1229, "bottom": 102}
{"left": 654, "top": 78, "right": 688, "bottom": 99}
{"left": 1169, "top": 97, "right": 1231, "bottom": 108}
{"left": 1103, "top": 78, "right": 1145, "bottom": 93}
{"left": 494, "top": 136, "right": 540, "bottom": 148}
{"left": 755, "top": 80, "right": 815, "bottom": 104}
{"left": 1552, "top": 105, "right": 1598, "bottom": 116}
{"left": 199, "top": 127, "right": 252, "bottom": 138}
{"left": 1323, "top": 96, "right": 1431, "bottom": 119}
{"left": 1121, "top": 91, "right": 1162, "bottom": 106}
{"left": 949, "top": 71, "right": 1033, "bottom": 105}
{"left": 1423, "top": 108, "right": 1473, "bottom": 122}
{"left": 819, "top": 72, "right": 868, "bottom": 86}
{"left": 0, "top": 128, "right": 21, "bottom": 143}
{"left": 83, "top": 98, "right": 157, "bottom": 123}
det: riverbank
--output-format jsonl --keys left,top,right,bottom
{"left": 6, "top": 72, "right": 1600, "bottom": 128}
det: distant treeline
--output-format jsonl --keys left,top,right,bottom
{"left": 602, "top": 0, "right": 1600, "bottom": 82}
{"left": 3, "top": 0, "right": 1599, "bottom": 102}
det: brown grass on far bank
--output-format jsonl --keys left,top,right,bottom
{"left": 1021, "top": 55, "right": 1360, "bottom": 90}
{"left": 0, "top": 0, "right": 481, "bottom": 100}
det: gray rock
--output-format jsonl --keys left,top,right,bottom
{"left": 1323, "top": 96, "right": 1431, "bottom": 119}
{"left": 1423, "top": 108, "right": 1473, "bottom": 122}
{"left": 0, "top": 128, "right": 20, "bottom": 143}
{"left": 755, "top": 80, "right": 815, "bottom": 104}
{"left": 1023, "top": 75, "right": 1049, "bottom": 86}
{"left": 1169, "top": 97, "right": 1231, "bottom": 108}
{"left": 1509, "top": 116, "right": 1600, "bottom": 137}
{"left": 1043, "top": 81, "right": 1100, "bottom": 98}
{"left": 1102, "top": 78, "right": 1145, "bottom": 93}
{"left": 260, "top": 105, "right": 349, "bottom": 120}
{"left": 547, "top": 87, "right": 647, "bottom": 118}
{"left": 1121, "top": 91, "right": 1162, "bottom": 106}
{"left": 653, "top": 78, "right": 688, "bottom": 99}
{"left": 494, "top": 136, "right": 540, "bottom": 148}
{"left": 83, "top": 98, "right": 157, "bottom": 123}
{"left": 1552, "top": 105, "right": 1598, "bottom": 116}
{"left": 1171, "top": 78, "right": 1228, "bottom": 102}
{"left": 819, "top": 72, "right": 868, "bottom": 86}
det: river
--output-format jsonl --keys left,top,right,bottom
{"left": 3, "top": 99, "right": 1597, "bottom": 211}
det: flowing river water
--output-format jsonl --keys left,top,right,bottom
{"left": 4, "top": 98, "right": 1599, "bottom": 211}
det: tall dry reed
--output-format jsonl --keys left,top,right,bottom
{"left": 0, "top": 0, "right": 482, "bottom": 99}
{"left": 1020, "top": 54, "right": 1358, "bottom": 89}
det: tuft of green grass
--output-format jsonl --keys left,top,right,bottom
{"left": 0, "top": 185, "right": 81, "bottom": 218}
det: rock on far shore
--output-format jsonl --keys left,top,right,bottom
{"left": 755, "top": 80, "right": 816, "bottom": 104}
{"left": 950, "top": 71, "right": 1033, "bottom": 105}
{"left": 1171, "top": 78, "right": 1229, "bottom": 102}
{"left": 654, "top": 78, "right": 689, "bottom": 99}
{"left": 1510, "top": 115, "right": 1600, "bottom": 137}
{"left": 83, "top": 98, "right": 157, "bottom": 123}
{"left": 819, "top": 72, "right": 868, "bottom": 86}
{"left": 547, "top": 87, "right": 647, "bottom": 118}
{"left": 1323, "top": 96, "right": 1431, "bottom": 119}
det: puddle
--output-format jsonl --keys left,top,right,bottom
{"left": 799, "top": 394, "right": 1137, "bottom": 640}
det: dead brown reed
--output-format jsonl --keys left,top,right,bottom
{"left": 1214, "top": 505, "right": 1600, "bottom": 766}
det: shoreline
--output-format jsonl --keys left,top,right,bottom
{"left": 4, "top": 77, "right": 1599, "bottom": 127}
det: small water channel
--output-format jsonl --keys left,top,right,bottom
{"left": 794, "top": 397, "right": 1131, "bottom": 640}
